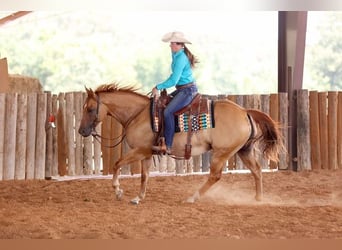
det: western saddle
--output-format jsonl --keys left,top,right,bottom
{"left": 152, "top": 89, "right": 209, "bottom": 159}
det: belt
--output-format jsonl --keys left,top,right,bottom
{"left": 175, "top": 82, "right": 195, "bottom": 90}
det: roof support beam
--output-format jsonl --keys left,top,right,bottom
{"left": 278, "top": 11, "right": 308, "bottom": 171}
{"left": 0, "top": 11, "right": 32, "bottom": 27}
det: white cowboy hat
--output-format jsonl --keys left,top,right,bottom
{"left": 161, "top": 31, "right": 192, "bottom": 44}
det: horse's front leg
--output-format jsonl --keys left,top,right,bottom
{"left": 112, "top": 148, "right": 151, "bottom": 203}
{"left": 130, "top": 157, "right": 151, "bottom": 205}
{"left": 112, "top": 164, "right": 123, "bottom": 200}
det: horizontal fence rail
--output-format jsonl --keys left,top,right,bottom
{"left": 0, "top": 90, "right": 341, "bottom": 180}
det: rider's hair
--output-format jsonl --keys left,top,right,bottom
{"left": 183, "top": 45, "right": 199, "bottom": 68}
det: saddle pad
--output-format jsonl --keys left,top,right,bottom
{"left": 150, "top": 98, "right": 215, "bottom": 133}
{"left": 175, "top": 100, "right": 215, "bottom": 133}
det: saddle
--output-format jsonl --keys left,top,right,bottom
{"left": 152, "top": 89, "right": 211, "bottom": 159}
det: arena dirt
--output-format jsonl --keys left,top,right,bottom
{"left": 0, "top": 169, "right": 341, "bottom": 239}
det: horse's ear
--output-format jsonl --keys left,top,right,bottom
{"left": 85, "top": 86, "right": 94, "bottom": 97}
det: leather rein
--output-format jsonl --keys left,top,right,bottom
{"left": 91, "top": 95, "right": 127, "bottom": 148}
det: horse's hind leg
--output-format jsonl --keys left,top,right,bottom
{"left": 186, "top": 150, "right": 228, "bottom": 203}
{"left": 237, "top": 150, "right": 263, "bottom": 201}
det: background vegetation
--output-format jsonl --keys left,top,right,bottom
{"left": 0, "top": 11, "right": 340, "bottom": 94}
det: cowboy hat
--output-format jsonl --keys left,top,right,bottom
{"left": 161, "top": 31, "right": 192, "bottom": 44}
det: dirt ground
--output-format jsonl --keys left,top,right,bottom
{"left": 0, "top": 169, "right": 341, "bottom": 239}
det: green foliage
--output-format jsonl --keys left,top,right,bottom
{"left": 0, "top": 11, "right": 279, "bottom": 94}
{"left": 305, "top": 12, "right": 342, "bottom": 91}
{"left": 133, "top": 47, "right": 170, "bottom": 93}
{"left": 2, "top": 11, "right": 339, "bottom": 94}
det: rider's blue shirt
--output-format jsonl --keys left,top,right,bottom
{"left": 156, "top": 48, "right": 195, "bottom": 90}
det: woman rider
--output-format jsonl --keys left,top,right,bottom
{"left": 151, "top": 31, "right": 199, "bottom": 155}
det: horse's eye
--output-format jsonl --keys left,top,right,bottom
{"left": 87, "top": 108, "right": 95, "bottom": 114}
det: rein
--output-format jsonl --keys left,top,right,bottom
{"left": 92, "top": 132, "right": 126, "bottom": 148}
{"left": 90, "top": 94, "right": 126, "bottom": 148}
{"left": 90, "top": 93, "right": 148, "bottom": 148}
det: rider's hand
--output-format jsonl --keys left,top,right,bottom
{"left": 152, "top": 87, "right": 159, "bottom": 99}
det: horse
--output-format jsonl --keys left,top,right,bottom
{"left": 78, "top": 83, "right": 284, "bottom": 204}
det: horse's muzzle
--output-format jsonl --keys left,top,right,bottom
{"left": 78, "top": 126, "right": 92, "bottom": 137}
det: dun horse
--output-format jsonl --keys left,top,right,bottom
{"left": 78, "top": 84, "right": 283, "bottom": 204}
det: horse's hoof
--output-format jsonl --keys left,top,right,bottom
{"left": 184, "top": 197, "right": 196, "bottom": 203}
{"left": 184, "top": 191, "right": 200, "bottom": 203}
{"left": 130, "top": 197, "right": 140, "bottom": 205}
{"left": 115, "top": 189, "right": 124, "bottom": 200}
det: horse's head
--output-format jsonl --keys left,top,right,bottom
{"left": 78, "top": 87, "right": 106, "bottom": 137}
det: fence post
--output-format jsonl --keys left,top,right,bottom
{"left": 159, "top": 155, "right": 168, "bottom": 173}
{"left": 278, "top": 92, "right": 288, "bottom": 170}
{"left": 186, "top": 158, "right": 193, "bottom": 174}
{"left": 296, "top": 89, "right": 311, "bottom": 171}
{"left": 151, "top": 155, "right": 160, "bottom": 172}
{"left": 318, "top": 92, "right": 328, "bottom": 169}
{"left": 26, "top": 93, "right": 37, "bottom": 179}
{"left": 57, "top": 93, "right": 67, "bottom": 176}
{"left": 35, "top": 93, "right": 47, "bottom": 179}
{"left": 201, "top": 153, "right": 210, "bottom": 172}
{"left": 167, "top": 156, "right": 175, "bottom": 173}
{"left": 78, "top": 92, "right": 95, "bottom": 175}
{"left": 74, "top": 92, "right": 84, "bottom": 175}
{"left": 83, "top": 136, "right": 93, "bottom": 175}
{"left": 45, "top": 91, "right": 53, "bottom": 179}
{"left": 15, "top": 93, "right": 27, "bottom": 180}
{"left": 338, "top": 92, "right": 342, "bottom": 169}
{"left": 0, "top": 93, "right": 5, "bottom": 180}
{"left": 51, "top": 94, "right": 59, "bottom": 176}
{"left": 328, "top": 91, "right": 338, "bottom": 170}
{"left": 65, "top": 92, "right": 75, "bottom": 176}
{"left": 175, "top": 159, "right": 185, "bottom": 174}
{"left": 309, "top": 91, "right": 321, "bottom": 170}
{"left": 192, "top": 155, "right": 201, "bottom": 172}
{"left": 3, "top": 93, "right": 17, "bottom": 180}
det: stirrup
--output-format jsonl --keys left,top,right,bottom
{"left": 151, "top": 144, "right": 167, "bottom": 154}
{"left": 151, "top": 145, "right": 177, "bottom": 158}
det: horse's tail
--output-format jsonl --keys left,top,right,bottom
{"left": 245, "top": 109, "right": 285, "bottom": 162}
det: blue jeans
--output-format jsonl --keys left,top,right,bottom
{"left": 164, "top": 84, "right": 198, "bottom": 148}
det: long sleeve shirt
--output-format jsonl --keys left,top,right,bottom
{"left": 156, "top": 48, "right": 195, "bottom": 90}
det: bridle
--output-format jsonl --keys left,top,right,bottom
{"left": 90, "top": 94, "right": 126, "bottom": 148}
{"left": 89, "top": 93, "right": 149, "bottom": 148}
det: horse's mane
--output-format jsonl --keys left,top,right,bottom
{"left": 94, "top": 83, "right": 148, "bottom": 99}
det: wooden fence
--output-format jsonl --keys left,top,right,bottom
{"left": 0, "top": 90, "right": 341, "bottom": 180}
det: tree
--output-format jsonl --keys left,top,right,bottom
{"left": 133, "top": 48, "right": 170, "bottom": 93}
{"left": 306, "top": 12, "right": 342, "bottom": 90}
{"left": 0, "top": 11, "right": 281, "bottom": 94}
